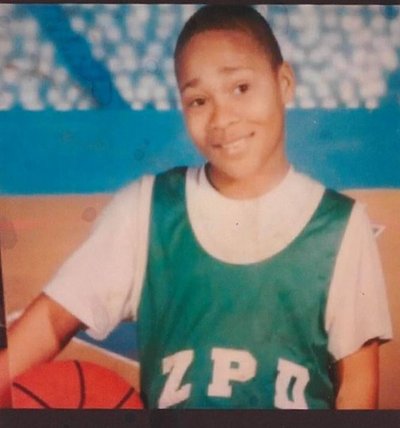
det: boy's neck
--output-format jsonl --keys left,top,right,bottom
{"left": 205, "top": 160, "right": 291, "bottom": 200}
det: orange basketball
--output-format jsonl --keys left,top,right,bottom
{"left": 11, "top": 360, "right": 143, "bottom": 409}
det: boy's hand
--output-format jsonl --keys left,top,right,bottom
{"left": 335, "top": 340, "right": 379, "bottom": 409}
{"left": 0, "top": 293, "right": 83, "bottom": 407}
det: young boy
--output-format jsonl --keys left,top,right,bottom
{"left": 0, "top": 5, "right": 392, "bottom": 409}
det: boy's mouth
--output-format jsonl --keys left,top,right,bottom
{"left": 212, "top": 132, "right": 255, "bottom": 155}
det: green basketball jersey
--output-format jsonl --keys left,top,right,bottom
{"left": 137, "top": 167, "right": 354, "bottom": 409}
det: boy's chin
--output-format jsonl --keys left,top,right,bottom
{"left": 207, "top": 163, "right": 247, "bottom": 183}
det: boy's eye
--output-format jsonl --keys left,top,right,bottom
{"left": 233, "top": 83, "right": 249, "bottom": 95}
{"left": 187, "top": 97, "right": 206, "bottom": 108}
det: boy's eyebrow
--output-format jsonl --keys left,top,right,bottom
{"left": 180, "top": 78, "right": 200, "bottom": 94}
{"left": 219, "top": 66, "right": 253, "bottom": 74}
{"left": 180, "top": 66, "right": 253, "bottom": 93}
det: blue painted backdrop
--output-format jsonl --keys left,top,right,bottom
{"left": 1, "top": 107, "right": 399, "bottom": 196}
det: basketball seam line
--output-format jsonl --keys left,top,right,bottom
{"left": 114, "top": 386, "right": 135, "bottom": 409}
{"left": 74, "top": 360, "right": 86, "bottom": 409}
{"left": 12, "top": 382, "right": 52, "bottom": 408}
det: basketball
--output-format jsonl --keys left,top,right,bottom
{"left": 11, "top": 360, "right": 144, "bottom": 409}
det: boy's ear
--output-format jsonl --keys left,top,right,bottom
{"left": 278, "top": 62, "right": 296, "bottom": 105}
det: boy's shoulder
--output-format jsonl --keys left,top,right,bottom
{"left": 284, "top": 169, "right": 356, "bottom": 211}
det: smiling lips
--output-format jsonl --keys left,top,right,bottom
{"left": 211, "top": 132, "right": 255, "bottom": 155}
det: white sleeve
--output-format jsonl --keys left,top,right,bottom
{"left": 44, "top": 175, "right": 154, "bottom": 340}
{"left": 325, "top": 202, "right": 393, "bottom": 361}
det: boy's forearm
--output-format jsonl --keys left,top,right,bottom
{"left": 0, "top": 293, "right": 83, "bottom": 407}
{"left": 8, "top": 293, "right": 83, "bottom": 375}
{"left": 335, "top": 340, "right": 379, "bottom": 409}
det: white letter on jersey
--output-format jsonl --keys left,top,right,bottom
{"left": 158, "top": 350, "right": 194, "bottom": 409}
{"left": 208, "top": 348, "right": 257, "bottom": 397}
{"left": 274, "top": 358, "right": 310, "bottom": 409}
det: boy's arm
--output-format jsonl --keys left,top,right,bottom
{"left": 335, "top": 340, "right": 379, "bottom": 409}
{"left": 0, "top": 293, "right": 83, "bottom": 406}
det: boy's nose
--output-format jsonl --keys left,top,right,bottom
{"left": 208, "top": 100, "right": 237, "bottom": 131}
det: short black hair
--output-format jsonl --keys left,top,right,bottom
{"left": 174, "top": 5, "right": 283, "bottom": 74}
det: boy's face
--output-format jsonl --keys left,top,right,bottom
{"left": 176, "top": 29, "right": 295, "bottom": 197}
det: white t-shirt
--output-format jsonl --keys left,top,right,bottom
{"left": 45, "top": 166, "right": 393, "bottom": 361}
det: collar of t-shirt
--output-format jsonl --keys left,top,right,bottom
{"left": 185, "top": 165, "right": 324, "bottom": 264}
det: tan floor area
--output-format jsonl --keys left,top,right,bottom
{"left": 0, "top": 189, "right": 399, "bottom": 408}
